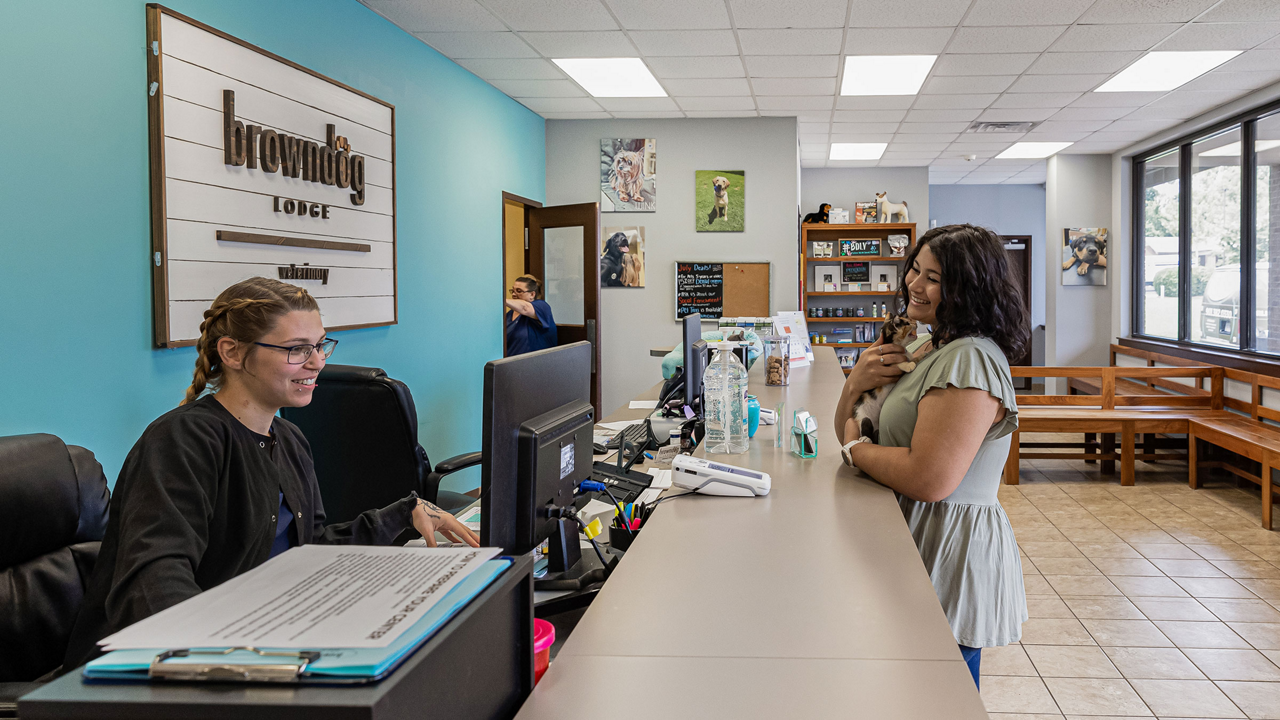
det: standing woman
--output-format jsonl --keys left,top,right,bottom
{"left": 504, "top": 274, "right": 558, "bottom": 356}
{"left": 834, "top": 224, "right": 1029, "bottom": 689}
{"left": 64, "top": 277, "right": 477, "bottom": 669}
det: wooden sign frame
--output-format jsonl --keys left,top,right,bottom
{"left": 145, "top": 4, "right": 397, "bottom": 347}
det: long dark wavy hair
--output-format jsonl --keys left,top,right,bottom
{"left": 895, "top": 224, "right": 1029, "bottom": 361}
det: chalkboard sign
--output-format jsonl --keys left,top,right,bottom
{"left": 840, "top": 238, "right": 880, "bottom": 256}
{"left": 842, "top": 261, "right": 869, "bottom": 282}
{"left": 676, "top": 262, "right": 723, "bottom": 318}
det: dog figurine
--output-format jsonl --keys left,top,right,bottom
{"left": 802, "top": 203, "right": 831, "bottom": 224}
{"left": 601, "top": 232, "right": 629, "bottom": 287}
{"left": 875, "top": 192, "right": 909, "bottom": 223}
{"left": 849, "top": 315, "right": 933, "bottom": 445}
{"left": 1063, "top": 233, "right": 1107, "bottom": 276}
{"left": 706, "top": 176, "right": 730, "bottom": 224}
{"left": 608, "top": 150, "right": 646, "bottom": 203}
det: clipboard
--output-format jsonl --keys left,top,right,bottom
{"left": 84, "top": 558, "right": 512, "bottom": 685}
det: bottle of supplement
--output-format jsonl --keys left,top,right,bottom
{"left": 703, "top": 342, "right": 750, "bottom": 454}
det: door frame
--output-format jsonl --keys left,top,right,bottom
{"left": 501, "top": 192, "right": 542, "bottom": 358}
{"left": 1002, "top": 235, "right": 1034, "bottom": 375}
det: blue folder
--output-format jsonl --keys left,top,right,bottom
{"left": 83, "top": 558, "right": 512, "bottom": 684}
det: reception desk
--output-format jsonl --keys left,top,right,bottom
{"left": 516, "top": 348, "right": 989, "bottom": 719}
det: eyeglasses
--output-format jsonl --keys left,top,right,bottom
{"left": 253, "top": 338, "right": 338, "bottom": 364}
{"left": 511, "top": 287, "right": 534, "bottom": 295}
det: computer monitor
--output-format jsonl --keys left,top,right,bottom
{"left": 516, "top": 400, "right": 594, "bottom": 570}
{"left": 481, "top": 342, "right": 592, "bottom": 556}
{"left": 682, "top": 313, "right": 707, "bottom": 414}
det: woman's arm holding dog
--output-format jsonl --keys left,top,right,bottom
{"left": 834, "top": 337, "right": 909, "bottom": 445}
{"left": 504, "top": 298, "right": 537, "bottom": 318}
{"left": 843, "top": 386, "right": 1003, "bottom": 502}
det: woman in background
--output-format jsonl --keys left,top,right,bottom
{"left": 504, "top": 274, "right": 558, "bottom": 355}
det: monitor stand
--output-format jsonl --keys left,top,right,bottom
{"left": 534, "top": 518, "right": 618, "bottom": 592}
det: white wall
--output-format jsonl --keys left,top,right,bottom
{"left": 545, "top": 117, "right": 800, "bottom": 415}
{"left": 800, "top": 167, "right": 930, "bottom": 230}
{"left": 1046, "top": 154, "right": 1114, "bottom": 390}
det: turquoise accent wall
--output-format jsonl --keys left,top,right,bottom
{"left": 0, "top": 0, "right": 545, "bottom": 491}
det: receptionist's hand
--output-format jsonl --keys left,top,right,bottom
{"left": 412, "top": 499, "right": 481, "bottom": 547}
{"left": 845, "top": 341, "right": 908, "bottom": 397}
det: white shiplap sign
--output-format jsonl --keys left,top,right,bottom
{"left": 147, "top": 6, "right": 395, "bottom": 346}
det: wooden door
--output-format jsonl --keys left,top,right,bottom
{"left": 1002, "top": 235, "right": 1033, "bottom": 369}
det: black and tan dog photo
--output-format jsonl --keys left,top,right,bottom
{"left": 1062, "top": 228, "right": 1109, "bottom": 286}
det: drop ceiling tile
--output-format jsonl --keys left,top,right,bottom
{"left": 889, "top": 142, "right": 952, "bottom": 151}
{"left": 628, "top": 30, "right": 739, "bottom": 56}
{"left": 827, "top": 159, "right": 882, "bottom": 167}
{"left": 738, "top": 29, "right": 844, "bottom": 55}
{"left": 898, "top": 122, "right": 971, "bottom": 133}
{"left": 914, "top": 94, "right": 998, "bottom": 109}
{"left": 832, "top": 109, "right": 908, "bottom": 122}
{"left": 843, "top": 28, "right": 954, "bottom": 54}
{"left": 846, "top": 0, "right": 972, "bottom": 27}
{"left": 964, "top": 0, "right": 1095, "bottom": 25}
{"left": 612, "top": 111, "right": 689, "bottom": 118}
{"left": 685, "top": 110, "right": 761, "bottom": 117}
{"left": 363, "top": 0, "right": 505, "bottom": 32}
{"left": 758, "top": 96, "right": 837, "bottom": 110}
{"left": 933, "top": 53, "right": 1039, "bottom": 76}
{"left": 1051, "top": 106, "right": 1138, "bottom": 121}
{"left": 801, "top": 159, "right": 829, "bottom": 167}
{"left": 931, "top": 157, "right": 982, "bottom": 165}
{"left": 1086, "top": 130, "right": 1156, "bottom": 142}
{"left": 540, "top": 112, "right": 614, "bottom": 119}
{"left": 673, "top": 96, "right": 759, "bottom": 111}
{"left": 455, "top": 58, "right": 566, "bottom": 80}
{"left": 595, "top": 97, "right": 681, "bottom": 111}
{"left": 800, "top": 143, "right": 828, "bottom": 153}
{"left": 891, "top": 133, "right": 961, "bottom": 143}
{"left": 799, "top": 122, "right": 831, "bottom": 134}
{"left": 646, "top": 56, "right": 746, "bottom": 79}
{"left": 1060, "top": 140, "right": 1130, "bottom": 152}
{"left": 906, "top": 108, "right": 984, "bottom": 122}
{"left": 977, "top": 107, "right": 1058, "bottom": 122}
{"left": 953, "top": 132, "right": 1026, "bottom": 143}
{"left": 1177, "top": 71, "right": 1280, "bottom": 93}
{"left": 991, "top": 92, "right": 1082, "bottom": 108}
{"left": 879, "top": 158, "right": 935, "bottom": 166}
{"left": 923, "top": 75, "right": 1017, "bottom": 94}
{"left": 1151, "top": 88, "right": 1253, "bottom": 107}
{"left": 761, "top": 110, "right": 833, "bottom": 122}
{"left": 744, "top": 55, "right": 840, "bottom": 77}
{"left": 1048, "top": 24, "right": 1180, "bottom": 52}
{"left": 831, "top": 122, "right": 902, "bottom": 133}
{"left": 1068, "top": 91, "right": 1164, "bottom": 107}
{"left": 492, "top": 79, "right": 586, "bottom": 97}
{"left": 1158, "top": 22, "right": 1280, "bottom": 51}
{"left": 947, "top": 26, "right": 1069, "bottom": 54}
{"left": 1033, "top": 119, "right": 1113, "bottom": 133}
{"left": 521, "top": 31, "right": 638, "bottom": 57}
{"left": 1123, "top": 105, "right": 1197, "bottom": 120}
{"left": 517, "top": 97, "right": 604, "bottom": 112}
{"left": 1103, "top": 119, "right": 1172, "bottom": 132}
{"left": 753, "top": 77, "right": 839, "bottom": 95}
{"left": 801, "top": 133, "right": 831, "bottom": 144}
{"left": 1200, "top": 0, "right": 1280, "bottom": 22}
{"left": 835, "top": 96, "right": 916, "bottom": 109}
{"left": 662, "top": 78, "right": 753, "bottom": 96}
{"left": 981, "top": 160, "right": 1035, "bottom": 169}
{"left": 413, "top": 31, "right": 540, "bottom": 58}
{"left": 831, "top": 133, "right": 896, "bottom": 142}
{"left": 602, "top": 0, "right": 732, "bottom": 30}
{"left": 1006, "top": 74, "right": 1108, "bottom": 93}
{"left": 1080, "top": 0, "right": 1220, "bottom": 24}
{"left": 1219, "top": 49, "right": 1280, "bottom": 73}
{"left": 929, "top": 177, "right": 959, "bottom": 184}
{"left": 729, "top": 0, "right": 850, "bottom": 28}
{"left": 481, "top": 0, "right": 617, "bottom": 31}
{"left": 1028, "top": 51, "right": 1143, "bottom": 75}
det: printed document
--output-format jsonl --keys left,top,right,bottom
{"left": 99, "top": 545, "right": 500, "bottom": 650}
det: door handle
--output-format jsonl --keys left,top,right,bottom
{"left": 585, "top": 319, "right": 597, "bottom": 374}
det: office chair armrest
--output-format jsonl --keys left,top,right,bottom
{"left": 433, "top": 451, "right": 482, "bottom": 475}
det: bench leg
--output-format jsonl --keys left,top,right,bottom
{"left": 1144, "top": 433, "right": 1157, "bottom": 463}
{"left": 1264, "top": 450, "right": 1273, "bottom": 532}
{"left": 1121, "top": 423, "right": 1135, "bottom": 486}
{"left": 1085, "top": 432, "right": 1097, "bottom": 464}
{"left": 1101, "top": 433, "right": 1116, "bottom": 475}
{"left": 1188, "top": 433, "right": 1199, "bottom": 490}
{"left": 1004, "top": 430, "right": 1020, "bottom": 485}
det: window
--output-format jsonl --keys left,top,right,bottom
{"left": 1257, "top": 112, "right": 1280, "bottom": 353}
{"left": 1140, "top": 149, "right": 1180, "bottom": 340}
{"left": 1189, "top": 127, "right": 1242, "bottom": 348}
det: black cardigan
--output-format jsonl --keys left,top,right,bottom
{"left": 63, "top": 394, "right": 418, "bottom": 669}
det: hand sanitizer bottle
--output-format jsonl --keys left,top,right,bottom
{"left": 704, "top": 342, "right": 750, "bottom": 454}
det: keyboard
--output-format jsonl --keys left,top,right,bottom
{"left": 604, "top": 421, "right": 657, "bottom": 452}
{"left": 591, "top": 462, "right": 653, "bottom": 504}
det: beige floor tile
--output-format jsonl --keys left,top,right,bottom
{"left": 1238, "top": 578, "right": 1280, "bottom": 600}
{"left": 1037, "top": 558, "right": 1105, "bottom": 576}
{"left": 984, "top": 643, "right": 1039, "bottom": 676}
{"left": 988, "top": 714, "right": 1064, "bottom": 720}
{"left": 1216, "top": 680, "right": 1280, "bottom": 719}
{"left": 1220, "top": 528, "right": 1280, "bottom": 545}
{"left": 1129, "top": 679, "right": 1244, "bottom": 718}
{"left": 1048, "top": 575, "right": 1124, "bottom": 597}
{"left": 1103, "top": 647, "right": 1206, "bottom": 680}
{"left": 1043, "top": 677, "right": 1151, "bottom": 716}
{"left": 1076, "top": 543, "right": 1144, "bottom": 559}
{"left": 1025, "top": 645, "right": 1123, "bottom": 678}
{"left": 1093, "top": 557, "right": 1165, "bottom": 577}
{"left": 1023, "top": 542, "right": 1088, "bottom": 559}
{"left": 1173, "top": 577, "right": 1259, "bottom": 599}
{"left": 1167, "top": 528, "right": 1235, "bottom": 545}
{"left": 1181, "top": 648, "right": 1280, "bottom": 681}
{"left": 1266, "top": 649, "right": 1280, "bottom": 666}
{"left": 1018, "top": 526, "right": 1071, "bottom": 542}
{"left": 1026, "top": 575, "right": 1056, "bottom": 595}
{"left": 1227, "top": 623, "right": 1280, "bottom": 650}
{"left": 1063, "top": 596, "right": 1147, "bottom": 620}
{"left": 1152, "top": 621, "right": 1251, "bottom": 649}
{"left": 982, "top": 676, "right": 1063, "bottom": 715}
{"left": 1060, "top": 528, "right": 1125, "bottom": 544}
{"left": 1131, "top": 597, "right": 1218, "bottom": 622}
{"left": 1084, "top": 619, "right": 1174, "bottom": 647}
{"left": 1191, "top": 544, "right": 1263, "bottom": 562}
{"left": 1243, "top": 546, "right": 1280, "bottom": 563}
{"left": 1200, "top": 599, "right": 1280, "bottom": 624}
{"left": 1209, "top": 559, "right": 1280, "bottom": 580}
{"left": 1021, "top": 618, "right": 1098, "bottom": 646}
{"left": 1111, "top": 575, "right": 1192, "bottom": 598}
{"left": 1028, "top": 594, "right": 1077, "bottom": 619}
{"left": 1133, "top": 543, "right": 1202, "bottom": 560}
{"left": 1114, "top": 528, "right": 1180, "bottom": 544}
{"left": 1150, "top": 558, "right": 1229, "bottom": 578}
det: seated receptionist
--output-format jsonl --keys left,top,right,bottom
{"left": 63, "top": 277, "right": 478, "bottom": 669}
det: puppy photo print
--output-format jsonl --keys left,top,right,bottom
{"left": 695, "top": 170, "right": 745, "bottom": 232}
{"left": 601, "top": 139, "right": 656, "bottom": 212}
{"left": 601, "top": 227, "right": 646, "bottom": 288}
{"left": 1062, "top": 228, "right": 1109, "bottom": 286}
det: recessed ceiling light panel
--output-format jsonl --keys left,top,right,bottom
{"left": 841, "top": 56, "right": 936, "bottom": 96}
{"left": 553, "top": 58, "right": 667, "bottom": 98}
{"left": 996, "top": 142, "right": 1073, "bottom": 159}
{"left": 1095, "top": 51, "right": 1240, "bottom": 93}
{"left": 830, "top": 142, "right": 887, "bottom": 160}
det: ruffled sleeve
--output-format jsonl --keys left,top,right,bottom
{"left": 920, "top": 338, "right": 1019, "bottom": 440}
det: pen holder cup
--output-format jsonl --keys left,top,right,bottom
{"left": 791, "top": 409, "right": 818, "bottom": 459}
{"left": 534, "top": 619, "right": 555, "bottom": 684}
{"left": 609, "top": 524, "right": 636, "bottom": 552}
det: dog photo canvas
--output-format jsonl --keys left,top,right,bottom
{"left": 601, "top": 139, "right": 656, "bottom": 212}
{"left": 1062, "top": 228, "right": 1109, "bottom": 286}
{"left": 601, "top": 227, "right": 646, "bottom": 288}
{"left": 695, "top": 170, "right": 745, "bottom": 232}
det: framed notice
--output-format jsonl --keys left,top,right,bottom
{"left": 145, "top": 5, "right": 396, "bottom": 347}
{"left": 840, "top": 238, "right": 880, "bottom": 257}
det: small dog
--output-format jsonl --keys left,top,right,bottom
{"left": 802, "top": 203, "right": 831, "bottom": 224}
{"left": 875, "top": 192, "right": 909, "bottom": 223}
{"left": 706, "top": 176, "right": 730, "bottom": 224}
{"left": 1063, "top": 233, "right": 1107, "bottom": 276}
{"left": 850, "top": 315, "right": 933, "bottom": 444}
{"left": 609, "top": 150, "right": 646, "bottom": 203}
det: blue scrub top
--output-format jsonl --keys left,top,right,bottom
{"left": 506, "top": 299, "right": 558, "bottom": 355}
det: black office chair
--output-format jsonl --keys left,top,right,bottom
{"left": 0, "top": 434, "right": 110, "bottom": 717}
{"left": 280, "top": 364, "right": 477, "bottom": 524}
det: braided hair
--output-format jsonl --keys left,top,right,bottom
{"left": 182, "top": 277, "right": 320, "bottom": 405}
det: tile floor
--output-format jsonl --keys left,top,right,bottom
{"left": 986, "top": 433, "right": 1280, "bottom": 719}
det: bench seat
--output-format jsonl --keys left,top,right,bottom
{"left": 1189, "top": 416, "right": 1280, "bottom": 529}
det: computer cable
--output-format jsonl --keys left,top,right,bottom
{"left": 546, "top": 506, "right": 612, "bottom": 576}
{"left": 578, "top": 480, "right": 633, "bottom": 537}
{"left": 653, "top": 490, "right": 698, "bottom": 506}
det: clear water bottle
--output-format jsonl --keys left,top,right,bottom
{"left": 704, "top": 342, "right": 750, "bottom": 454}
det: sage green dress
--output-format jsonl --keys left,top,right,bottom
{"left": 878, "top": 335, "right": 1026, "bottom": 648}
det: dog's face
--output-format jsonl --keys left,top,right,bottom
{"left": 1072, "top": 234, "right": 1105, "bottom": 263}
{"left": 605, "top": 232, "right": 629, "bottom": 255}
{"left": 879, "top": 314, "right": 917, "bottom": 346}
{"left": 875, "top": 192, "right": 886, "bottom": 200}
{"left": 713, "top": 176, "right": 729, "bottom": 192}
{"left": 612, "top": 151, "right": 643, "bottom": 182}
{"left": 821, "top": 203, "right": 831, "bottom": 213}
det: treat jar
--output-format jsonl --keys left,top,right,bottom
{"left": 762, "top": 335, "right": 790, "bottom": 386}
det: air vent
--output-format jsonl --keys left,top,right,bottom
{"left": 967, "top": 121, "right": 1037, "bottom": 133}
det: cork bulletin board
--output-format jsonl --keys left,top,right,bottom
{"left": 675, "top": 261, "right": 770, "bottom": 320}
